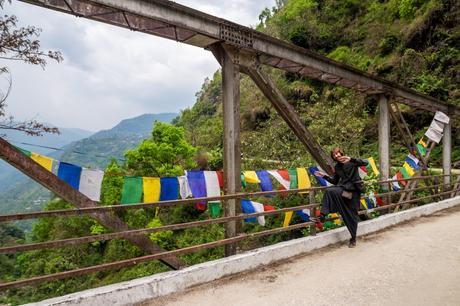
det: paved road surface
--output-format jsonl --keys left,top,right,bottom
{"left": 145, "top": 206, "right": 460, "bottom": 306}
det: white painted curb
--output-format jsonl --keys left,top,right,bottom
{"left": 30, "top": 196, "right": 460, "bottom": 306}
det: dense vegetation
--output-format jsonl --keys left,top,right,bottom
{"left": 1, "top": 0, "right": 459, "bottom": 304}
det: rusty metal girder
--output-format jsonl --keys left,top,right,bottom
{"left": 0, "top": 137, "right": 185, "bottom": 270}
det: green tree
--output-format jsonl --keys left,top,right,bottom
{"left": 124, "top": 122, "right": 197, "bottom": 177}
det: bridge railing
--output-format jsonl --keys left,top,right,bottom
{"left": 0, "top": 174, "right": 458, "bottom": 291}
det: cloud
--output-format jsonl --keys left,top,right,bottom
{"left": 2, "top": 0, "right": 275, "bottom": 131}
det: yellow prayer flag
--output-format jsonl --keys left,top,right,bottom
{"left": 142, "top": 177, "right": 161, "bottom": 203}
{"left": 368, "top": 157, "right": 380, "bottom": 176}
{"left": 330, "top": 213, "right": 342, "bottom": 225}
{"left": 243, "top": 171, "right": 260, "bottom": 184}
{"left": 403, "top": 162, "right": 415, "bottom": 177}
{"left": 360, "top": 198, "right": 368, "bottom": 210}
{"left": 418, "top": 138, "right": 427, "bottom": 148}
{"left": 283, "top": 211, "right": 293, "bottom": 227}
{"left": 31, "top": 152, "right": 53, "bottom": 172}
{"left": 296, "top": 167, "right": 311, "bottom": 194}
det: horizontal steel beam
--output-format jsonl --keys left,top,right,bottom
{"left": 19, "top": 0, "right": 460, "bottom": 117}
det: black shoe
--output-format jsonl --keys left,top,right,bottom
{"left": 348, "top": 239, "right": 356, "bottom": 248}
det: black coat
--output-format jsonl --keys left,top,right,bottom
{"left": 324, "top": 158, "right": 368, "bottom": 192}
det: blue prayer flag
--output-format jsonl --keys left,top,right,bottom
{"left": 241, "top": 199, "right": 257, "bottom": 223}
{"left": 57, "top": 162, "right": 82, "bottom": 190}
{"left": 160, "top": 177, "right": 179, "bottom": 201}
{"left": 309, "top": 166, "right": 329, "bottom": 186}
{"left": 405, "top": 156, "right": 420, "bottom": 170}
{"left": 296, "top": 209, "right": 311, "bottom": 222}
{"left": 365, "top": 197, "right": 374, "bottom": 209}
{"left": 256, "top": 170, "right": 273, "bottom": 192}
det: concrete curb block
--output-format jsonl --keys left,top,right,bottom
{"left": 32, "top": 196, "right": 460, "bottom": 306}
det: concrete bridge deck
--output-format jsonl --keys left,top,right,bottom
{"left": 145, "top": 205, "right": 460, "bottom": 306}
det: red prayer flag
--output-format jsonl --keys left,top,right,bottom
{"left": 263, "top": 204, "right": 275, "bottom": 211}
{"left": 216, "top": 171, "right": 224, "bottom": 188}
{"left": 195, "top": 203, "right": 207, "bottom": 211}
{"left": 374, "top": 192, "right": 385, "bottom": 206}
{"left": 395, "top": 171, "right": 407, "bottom": 186}
{"left": 277, "top": 169, "right": 290, "bottom": 181}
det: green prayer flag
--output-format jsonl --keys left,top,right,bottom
{"left": 400, "top": 167, "right": 410, "bottom": 179}
{"left": 14, "top": 146, "right": 31, "bottom": 157}
{"left": 416, "top": 144, "right": 426, "bottom": 156}
{"left": 241, "top": 172, "right": 247, "bottom": 188}
{"left": 288, "top": 168, "right": 298, "bottom": 189}
{"left": 208, "top": 202, "right": 221, "bottom": 218}
{"left": 121, "top": 176, "right": 143, "bottom": 204}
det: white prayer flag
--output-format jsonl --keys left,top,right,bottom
{"left": 79, "top": 168, "right": 104, "bottom": 201}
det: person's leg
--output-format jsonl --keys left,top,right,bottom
{"left": 320, "top": 186, "right": 343, "bottom": 218}
{"left": 336, "top": 192, "right": 360, "bottom": 247}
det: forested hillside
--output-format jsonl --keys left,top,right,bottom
{"left": 175, "top": 0, "right": 459, "bottom": 169}
{"left": 1, "top": 0, "right": 458, "bottom": 304}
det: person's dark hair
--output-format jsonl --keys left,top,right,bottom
{"left": 331, "top": 147, "right": 344, "bottom": 161}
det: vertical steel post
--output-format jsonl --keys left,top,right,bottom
{"left": 378, "top": 95, "right": 390, "bottom": 191}
{"left": 442, "top": 121, "right": 452, "bottom": 190}
{"left": 222, "top": 47, "right": 241, "bottom": 256}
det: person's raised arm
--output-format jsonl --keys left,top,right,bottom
{"left": 350, "top": 157, "right": 368, "bottom": 167}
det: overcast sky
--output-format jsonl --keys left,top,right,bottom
{"left": 3, "top": 0, "right": 275, "bottom": 131}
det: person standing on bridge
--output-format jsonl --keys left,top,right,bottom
{"left": 314, "top": 147, "right": 368, "bottom": 248}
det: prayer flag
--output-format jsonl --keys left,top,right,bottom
{"left": 204, "top": 171, "right": 221, "bottom": 198}
{"left": 160, "top": 177, "right": 179, "bottom": 201}
{"left": 178, "top": 176, "right": 192, "bottom": 199}
{"left": 296, "top": 209, "right": 310, "bottom": 222}
{"left": 360, "top": 198, "right": 368, "bottom": 210}
{"left": 283, "top": 211, "right": 293, "bottom": 227}
{"left": 405, "top": 156, "right": 419, "bottom": 171}
{"left": 143, "top": 177, "right": 161, "bottom": 203}
{"left": 121, "top": 176, "right": 143, "bottom": 204}
{"left": 434, "top": 111, "right": 449, "bottom": 124}
{"left": 366, "top": 157, "right": 380, "bottom": 176}
{"left": 243, "top": 171, "right": 260, "bottom": 184}
{"left": 308, "top": 166, "right": 330, "bottom": 187}
{"left": 208, "top": 202, "right": 221, "bottom": 218}
{"left": 402, "top": 163, "right": 414, "bottom": 177}
{"left": 264, "top": 204, "right": 275, "bottom": 211}
{"left": 418, "top": 138, "right": 427, "bottom": 148}
{"left": 365, "top": 197, "right": 374, "bottom": 209}
{"left": 57, "top": 162, "right": 82, "bottom": 190}
{"left": 400, "top": 167, "right": 411, "bottom": 180}
{"left": 374, "top": 192, "right": 385, "bottom": 206}
{"left": 251, "top": 201, "right": 265, "bottom": 226}
{"left": 241, "top": 172, "right": 247, "bottom": 188}
{"left": 395, "top": 171, "right": 407, "bottom": 186}
{"left": 268, "top": 170, "right": 290, "bottom": 190}
{"left": 31, "top": 152, "right": 53, "bottom": 172}
{"left": 256, "top": 170, "right": 273, "bottom": 192}
{"left": 288, "top": 169, "right": 298, "bottom": 189}
{"left": 391, "top": 175, "right": 401, "bottom": 191}
{"left": 241, "top": 199, "right": 256, "bottom": 223}
{"left": 216, "top": 171, "right": 224, "bottom": 188}
{"left": 407, "top": 154, "right": 420, "bottom": 166}
{"left": 358, "top": 166, "right": 367, "bottom": 179}
{"left": 425, "top": 127, "right": 443, "bottom": 143}
{"left": 296, "top": 168, "right": 311, "bottom": 193}
{"left": 187, "top": 171, "right": 207, "bottom": 210}
{"left": 429, "top": 119, "right": 444, "bottom": 134}
{"left": 79, "top": 168, "right": 104, "bottom": 201}
{"left": 204, "top": 171, "right": 221, "bottom": 216}
{"left": 416, "top": 143, "right": 426, "bottom": 156}
{"left": 330, "top": 213, "right": 342, "bottom": 226}
{"left": 15, "top": 146, "right": 31, "bottom": 157}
